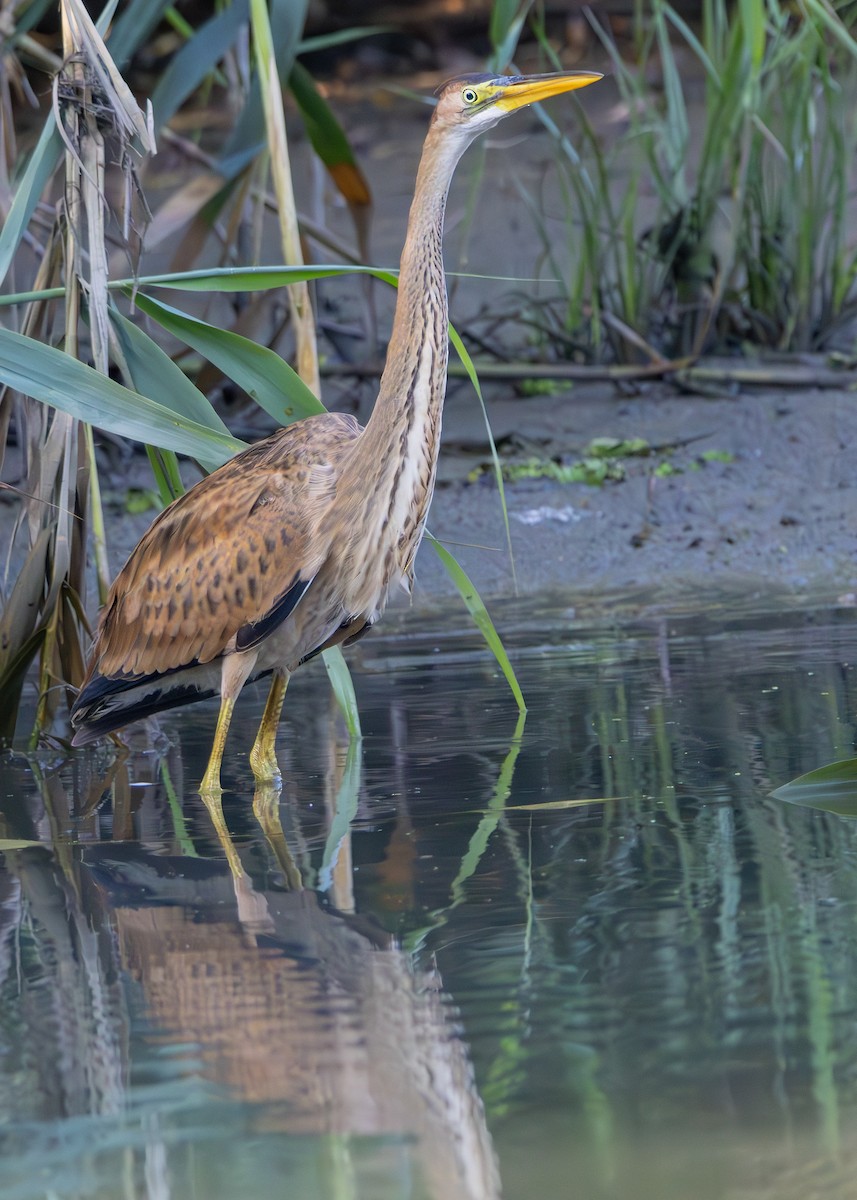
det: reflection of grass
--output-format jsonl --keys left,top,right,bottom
{"left": 403, "top": 709, "right": 527, "bottom": 955}
{"left": 318, "top": 738, "right": 363, "bottom": 892}
{"left": 161, "top": 758, "right": 199, "bottom": 858}
{"left": 5, "top": 607, "right": 857, "bottom": 1190}
{"left": 394, "top": 605, "right": 857, "bottom": 1174}
{"left": 449, "top": 709, "right": 528, "bottom": 908}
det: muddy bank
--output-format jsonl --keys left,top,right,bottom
{"left": 414, "top": 379, "right": 857, "bottom": 610}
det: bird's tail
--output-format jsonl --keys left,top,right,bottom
{"left": 70, "top": 662, "right": 221, "bottom": 746}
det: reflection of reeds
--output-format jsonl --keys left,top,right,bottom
{"left": 317, "top": 602, "right": 857, "bottom": 1189}
{"left": 406, "top": 607, "right": 857, "bottom": 1193}
{"left": 0, "top": 766, "right": 129, "bottom": 1127}
{"left": 3, "top": 600, "right": 857, "bottom": 1195}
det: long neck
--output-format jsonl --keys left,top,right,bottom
{"left": 338, "top": 121, "right": 466, "bottom": 517}
{"left": 370, "top": 122, "right": 460, "bottom": 433}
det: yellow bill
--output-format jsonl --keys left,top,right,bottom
{"left": 494, "top": 71, "right": 603, "bottom": 111}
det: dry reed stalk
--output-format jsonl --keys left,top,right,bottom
{"left": 250, "top": 0, "right": 320, "bottom": 398}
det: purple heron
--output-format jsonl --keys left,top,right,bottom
{"left": 70, "top": 70, "right": 602, "bottom": 792}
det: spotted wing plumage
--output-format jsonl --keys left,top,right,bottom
{"left": 76, "top": 412, "right": 361, "bottom": 691}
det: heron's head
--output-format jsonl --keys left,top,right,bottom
{"left": 432, "top": 70, "right": 603, "bottom": 139}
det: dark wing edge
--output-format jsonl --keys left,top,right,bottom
{"left": 69, "top": 661, "right": 217, "bottom": 746}
{"left": 234, "top": 572, "right": 314, "bottom": 653}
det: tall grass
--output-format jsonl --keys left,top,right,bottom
{"left": 533, "top": 0, "right": 857, "bottom": 360}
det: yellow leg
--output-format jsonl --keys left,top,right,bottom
{"left": 200, "top": 650, "right": 260, "bottom": 794}
{"left": 249, "top": 672, "right": 289, "bottom": 783}
{"left": 199, "top": 695, "right": 235, "bottom": 795}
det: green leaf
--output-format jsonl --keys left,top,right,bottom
{"left": 150, "top": 0, "right": 249, "bottom": 130}
{"left": 137, "top": 265, "right": 399, "bottom": 291}
{"left": 0, "top": 497, "right": 52, "bottom": 731}
{"left": 449, "top": 708, "right": 527, "bottom": 905}
{"left": 288, "top": 61, "right": 370, "bottom": 205}
{"left": 738, "top": 0, "right": 766, "bottom": 71}
{"left": 0, "top": 120, "right": 63, "bottom": 289}
{"left": 131, "top": 292, "right": 325, "bottom": 425}
{"left": 663, "top": 4, "right": 721, "bottom": 85}
{"left": 427, "top": 535, "right": 526, "bottom": 713}
{"left": 490, "top": 0, "right": 531, "bottom": 67}
{"left": 0, "top": 328, "right": 244, "bottom": 471}
{"left": 772, "top": 758, "right": 857, "bottom": 818}
{"left": 321, "top": 645, "right": 362, "bottom": 739}
{"left": 0, "top": 266, "right": 400, "bottom": 309}
{"left": 448, "top": 325, "right": 517, "bottom": 590}
{"left": 218, "top": 0, "right": 309, "bottom": 179}
{"left": 0, "top": 527, "right": 51, "bottom": 675}
{"left": 801, "top": 0, "right": 857, "bottom": 58}
{"left": 297, "top": 27, "right": 394, "bottom": 55}
{"left": 109, "top": 306, "right": 231, "bottom": 434}
{"left": 0, "top": 627, "right": 47, "bottom": 745}
{"left": 108, "top": 0, "right": 175, "bottom": 69}
{"left": 12, "top": 0, "right": 55, "bottom": 37}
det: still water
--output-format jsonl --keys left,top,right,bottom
{"left": 2, "top": 594, "right": 857, "bottom": 1200}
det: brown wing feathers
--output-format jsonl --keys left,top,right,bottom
{"left": 76, "top": 413, "right": 361, "bottom": 692}
{"left": 92, "top": 468, "right": 308, "bottom": 677}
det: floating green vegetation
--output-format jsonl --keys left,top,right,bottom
{"left": 586, "top": 437, "right": 652, "bottom": 459}
{"left": 497, "top": 457, "right": 627, "bottom": 485}
{"left": 469, "top": 436, "right": 655, "bottom": 486}
{"left": 469, "top": 436, "right": 738, "bottom": 486}
{"left": 516, "top": 378, "right": 567, "bottom": 397}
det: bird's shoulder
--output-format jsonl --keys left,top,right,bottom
{"left": 231, "top": 411, "right": 362, "bottom": 517}
{"left": 246, "top": 410, "right": 362, "bottom": 469}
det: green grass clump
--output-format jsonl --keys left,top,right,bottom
{"left": 532, "top": 0, "right": 857, "bottom": 361}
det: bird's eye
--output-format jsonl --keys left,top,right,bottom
{"left": 462, "top": 88, "right": 479, "bottom": 105}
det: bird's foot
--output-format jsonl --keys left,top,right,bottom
{"left": 198, "top": 767, "right": 224, "bottom": 796}
{"left": 249, "top": 744, "right": 282, "bottom": 787}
